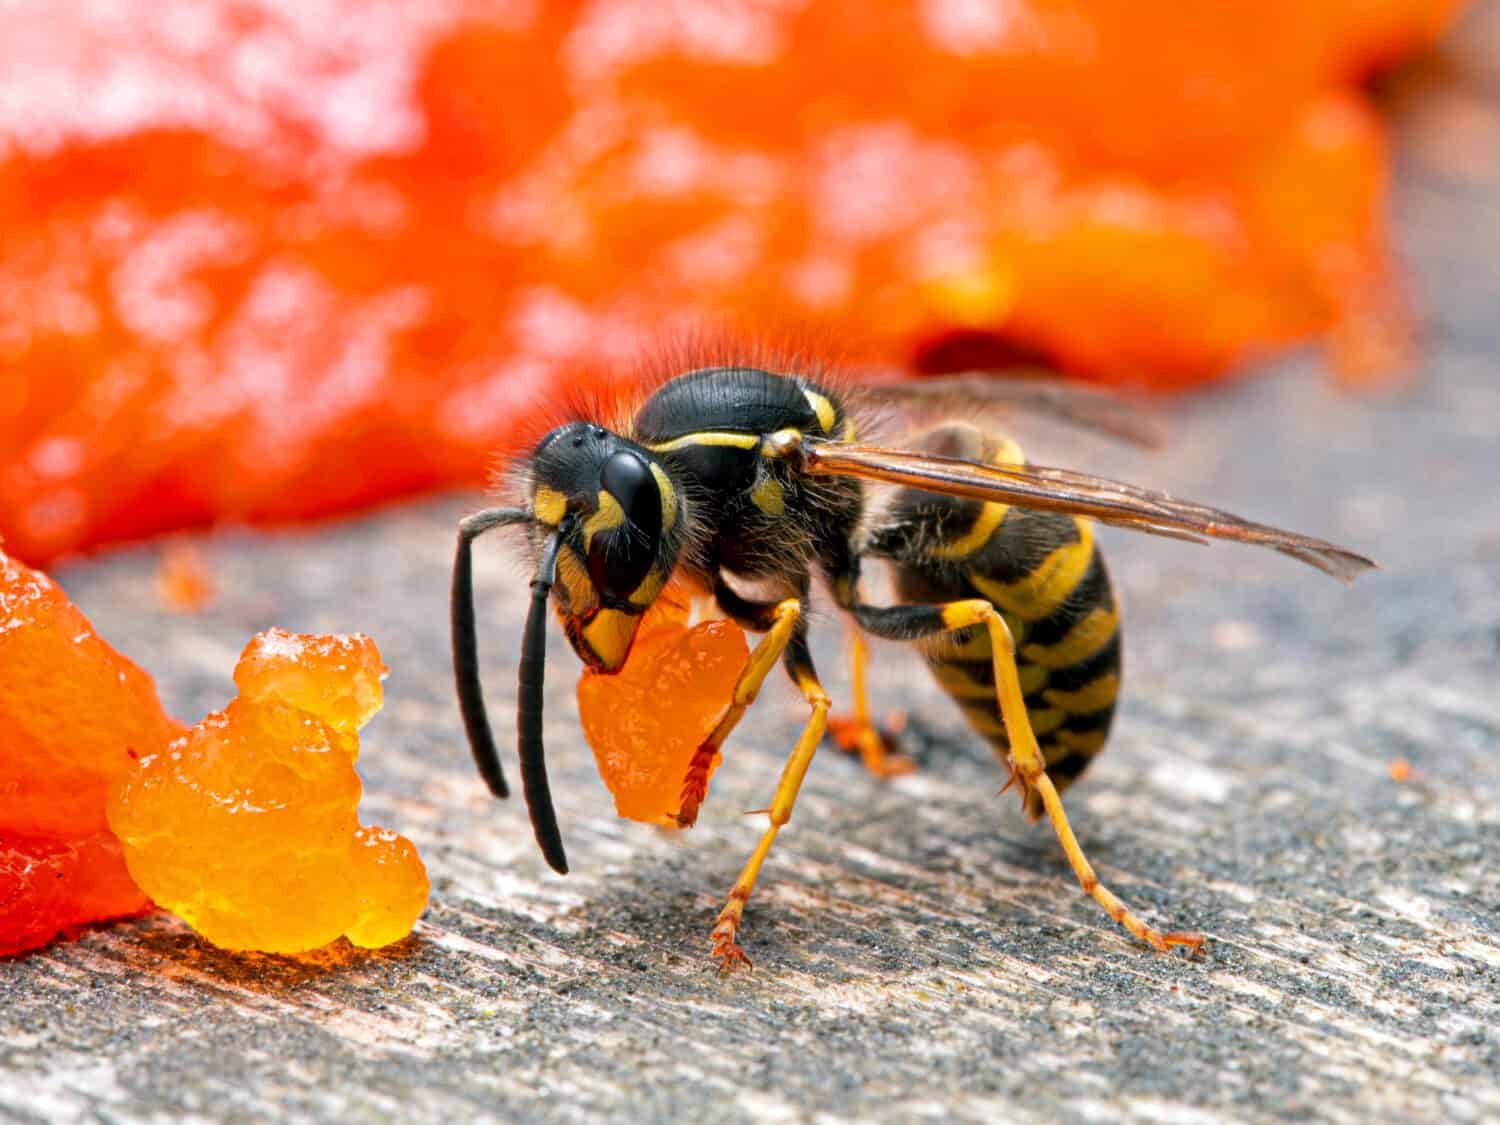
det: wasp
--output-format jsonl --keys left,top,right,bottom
{"left": 451, "top": 360, "right": 1374, "bottom": 970}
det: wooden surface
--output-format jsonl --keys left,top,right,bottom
{"left": 5, "top": 10, "right": 1500, "bottom": 1123}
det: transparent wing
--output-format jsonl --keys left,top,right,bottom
{"left": 801, "top": 442, "right": 1376, "bottom": 583}
{"left": 851, "top": 371, "right": 1168, "bottom": 449}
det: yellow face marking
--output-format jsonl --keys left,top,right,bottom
{"left": 628, "top": 566, "right": 667, "bottom": 607}
{"left": 554, "top": 548, "right": 598, "bottom": 615}
{"left": 649, "top": 462, "right": 677, "bottom": 528}
{"left": 1053, "top": 728, "right": 1108, "bottom": 755}
{"left": 1021, "top": 604, "right": 1118, "bottom": 669}
{"left": 750, "top": 476, "right": 785, "bottom": 516}
{"left": 582, "top": 491, "right": 626, "bottom": 551}
{"left": 580, "top": 608, "right": 640, "bottom": 671}
{"left": 931, "top": 500, "right": 1009, "bottom": 560}
{"left": 969, "top": 519, "right": 1095, "bottom": 622}
{"left": 645, "top": 431, "right": 760, "bottom": 454}
{"left": 841, "top": 417, "right": 858, "bottom": 442}
{"left": 801, "top": 388, "right": 837, "bottom": 434}
{"left": 533, "top": 487, "right": 567, "bottom": 526}
{"left": 1042, "top": 673, "right": 1119, "bottom": 714}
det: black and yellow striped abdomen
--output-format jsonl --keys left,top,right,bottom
{"left": 864, "top": 424, "right": 1121, "bottom": 816}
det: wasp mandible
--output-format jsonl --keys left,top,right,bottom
{"left": 451, "top": 362, "right": 1374, "bottom": 970}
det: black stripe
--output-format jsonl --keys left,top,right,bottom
{"left": 927, "top": 650, "right": 1056, "bottom": 711}
{"left": 1041, "top": 749, "right": 1094, "bottom": 783}
{"left": 932, "top": 653, "right": 996, "bottom": 681}
{"left": 1006, "top": 548, "right": 1113, "bottom": 651}
{"left": 968, "top": 507, "right": 1083, "bottom": 586}
{"left": 1055, "top": 706, "right": 1118, "bottom": 737}
{"left": 882, "top": 489, "right": 994, "bottom": 555}
{"left": 1039, "top": 632, "right": 1121, "bottom": 695}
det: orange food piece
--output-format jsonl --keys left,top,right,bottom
{"left": 577, "top": 591, "right": 750, "bottom": 827}
{"left": 1, "top": 831, "right": 151, "bottom": 958}
{"left": 107, "top": 630, "right": 428, "bottom": 954}
{"left": 0, "top": 1, "right": 1467, "bottom": 564}
{"left": 345, "top": 826, "right": 430, "bottom": 949}
{"left": 1, "top": 552, "right": 183, "bottom": 838}
{"left": 235, "top": 628, "right": 387, "bottom": 742}
{"left": 108, "top": 698, "right": 365, "bottom": 951}
{"left": 0, "top": 545, "right": 176, "bottom": 955}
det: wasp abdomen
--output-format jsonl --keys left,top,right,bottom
{"left": 866, "top": 424, "right": 1121, "bottom": 816}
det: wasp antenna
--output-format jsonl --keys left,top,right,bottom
{"left": 452, "top": 507, "right": 534, "bottom": 800}
{"left": 518, "top": 519, "right": 573, "bottom": 874}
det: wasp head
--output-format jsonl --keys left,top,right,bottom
{"left": 527, "top": 422, "right": 681, "bottom": 672}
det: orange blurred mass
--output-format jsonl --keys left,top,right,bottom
{"left": 156, "top": 541, "right": 215, "bottom": 612}
{"left": 0, "top": 0, "right": 1467, "bottom": 564}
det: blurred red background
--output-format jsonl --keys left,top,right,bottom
{"left": 0, "top": 0, "right": 1467, "bottom": 565}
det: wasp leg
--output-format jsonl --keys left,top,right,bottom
{"left": 709, "top": 631, "right": 832, "bottom": 973}
{"left": 851, "top": 598, "right": 1204, "bottom": 955}
{"left": 826, "top": 627, "right": 913, "bottom": 779}
{"left": 676, "top": 597, "right": 801, "bottom": 829}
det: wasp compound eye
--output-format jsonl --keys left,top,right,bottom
{"left": 587, "top": 451, "right": 663, "bottom": 600}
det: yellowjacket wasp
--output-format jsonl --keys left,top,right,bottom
{"left": 452, "top": 358, "right": 1374, "bottom": 970}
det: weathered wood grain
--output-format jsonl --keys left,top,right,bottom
{"left": 5, "top": 8, "right": 1500, "bottom": 1122}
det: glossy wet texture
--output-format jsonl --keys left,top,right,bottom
{"left": 577, "top": 591, "right": 749, "bottom": 826}
{"left": 107, "top": 630, "right": 428, "bottom": 954}
{"left": 0, "top": 547, "right": 177, "bottom": 956}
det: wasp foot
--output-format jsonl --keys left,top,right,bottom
{"left": 827, "top": 711, "right": 913, "bottom": 779}
{"left": 710, "top": 890, "right": 754, "bottom": 974}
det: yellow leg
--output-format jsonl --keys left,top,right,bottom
{"left": 710, "top": 667, "right": 832, "bottom": 973}
{"left": 942, "top": 599, "right": 1205, "bottom": 955}
{"left": 677, "top": 599, "right": 801, "bottom": 828}
{"left": 827, "top": 627, "right": 913, "bottom": 779}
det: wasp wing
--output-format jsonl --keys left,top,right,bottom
{"left": 801, "top": 442, "right": 1376, "bottom": 583}
{"left": 850, "top": 371, "right": 1168, "bottom": 450}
